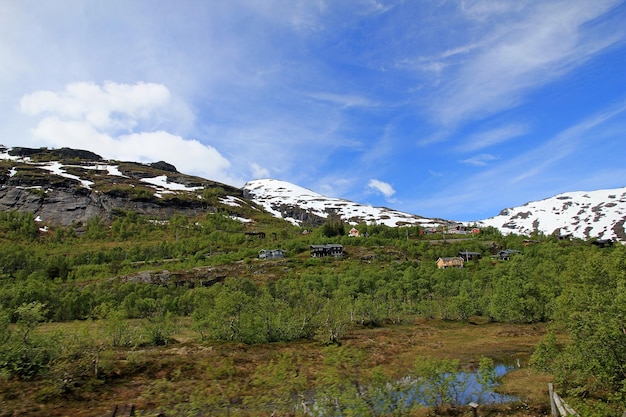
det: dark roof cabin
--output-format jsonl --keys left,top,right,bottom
{"left": 497, "top": 249, "right": 521, "bottom": 260}
{"left": 310, "top": 244, "right": 344, "bottom": 258}
{"left": 592, "top": 239, "right": 613, "bottom": 248}
{"left": 259, "top": 249, "right": 285, "bottom": 259}
{"left": 458, "top": 251, "right": 481, "bottom": 261}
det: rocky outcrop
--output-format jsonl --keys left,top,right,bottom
{"left": 0, "top": 146, "right": 249, "bottom": 227}
{"left": 8, "top": 146, "right": 103, "bottom": 161}
{"left": 118, "top": 267, "right": 227, "bottom": 287}
{"left": 149, "top": 161, "right": 178, "bottom": 172}
{"left": 0, "top": 186, "right": 214, "bottom": 226}
{"left": 274, "top": 203, "right": 326, "bottom": 226}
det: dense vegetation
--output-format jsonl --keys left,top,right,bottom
{"left": 1, "top": 208, "right": 625, "bottom": 416}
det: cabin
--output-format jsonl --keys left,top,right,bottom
{"left": 592, "top": 239, "right": 613, "bottom": 248}
{"left": 449, "top": 224, "right": 473, "bottom": 234}
{"left": 458, "top": 251, "right": 481, "bottom": 261}
{"left": 258, "top": 249, "right": 285, "bottom": 259}
{"left": 310, "top": 244, "right": 344, "bottom": 258}
{"left": 245, "top": 231, "right": 266, "bottom": 239}
{"left": 436, "top": 257, "right": 464, "bottom": 269}
{"left": 497, "top": 249, "right": 521, "bottom": 260}
{"left": 348, "top": 227, "right": 360, "bottom": 237}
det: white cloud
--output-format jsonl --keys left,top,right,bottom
{"left": 116, "top": 131, "right": 233, "bottom": 181}
{"left": 20, "top": 81, "right": 171, "bottom": 131}
{"left": 20, "top": 81, "right": 238, "bottom": 185}
{"left": 367, "top": 179, "right": 396, "bottom": 198}
{"left": 459, "top": 153, "right": 499, "bottom": 166}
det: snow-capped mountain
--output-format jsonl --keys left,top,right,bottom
{"left": 3, "top": 145, "right": 625, "bottom": 242}
{"left": 244, "top": 179, "right": 626, "bottom": 242}
{"left": 476, "top": 187, "right": 626, "bottom": 241}
{"left": 242, "top": 179, "right": 453, "bottom": 229}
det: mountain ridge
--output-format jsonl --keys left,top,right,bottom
{"left": 1, "top": 145, "right": 624, "bottom": 241}
{"left": 242, "top": 178, "right": 626, "bottom": 242}
{"left": 242, "top": 178, "right": 454, "bottom": 229}
{"left": 475, "top": 186, "right": 626, "bottom": 241}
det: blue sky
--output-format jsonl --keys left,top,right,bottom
{"left": 1, "top": 0, "right": 625, "bottom": 221}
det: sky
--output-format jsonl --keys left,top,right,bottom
{"left": 1, "top": 0, "right": 626, "bottom": 221}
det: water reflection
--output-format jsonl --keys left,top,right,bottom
{"left": 404, "top": 363, "right": 519, "bottom": 407}
{"left": 447, "top": 363, "right": 517, "bottom": 405}
{"left": 307, "top": 361, "right": 520, "bottom": 416}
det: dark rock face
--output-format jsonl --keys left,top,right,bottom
{"left": 0, "top": 186, "right": 212, "bottom": 226}
{"left": 149, "top": 161, "right": 178, "bottom": 172}
{"left": 0, "top": 146, "right": 247, "bottom": 227}
{"left": 0, "top": 187, "right": 100, "bottom": 226}
{"left": 275, "top": 204, "right": 325, "bottom": 226}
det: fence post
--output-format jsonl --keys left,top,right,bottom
{"left": 469, "top": 401, "right": 479, "bottom": 417}
{"left": 549, "top": 383, "right": 558, "bottom": 417}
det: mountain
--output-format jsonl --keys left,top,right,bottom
{"left": 0, "top": 145, "right": 258, "bottom": 226}
{"left": 475, "top": 187, "right": 626, "bottom": 242}
{"left": 242, "top": 178, "right": 454, "bottom": 229}
{"left": 2, "top": 145, "right": 625, "bottom": 242}
{"left": 242, "top": 179, "right": 626, "bottom": 242}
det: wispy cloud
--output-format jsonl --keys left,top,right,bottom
{"left": 308, "top": 92, "right": 379, "bottom": 108}
{"left": 460, "top": 1, "right": 530, "bottom": 21}
{"left": 511, "top": 100, "right": 626, "bottom": 183}
{"left": 459, "top": 153, "right": 499, "bottom": 166}
{"left": 457, "top": 123, "right": 529, "bottom": 152}
{"left": 428, "top": 0, "right": 626, "bottom": 126}
{"left": 407, "top": 100, "right": 626, "bottom": 219}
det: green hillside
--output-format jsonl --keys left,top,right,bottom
{"left": 1, "top": 210, "right": 625, "bottom": 416}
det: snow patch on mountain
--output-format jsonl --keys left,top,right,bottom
{"left": 242, "top": 179, "right": 450, "bottom": 228}
{"left": 40, "top": 161, "right": 95, "bottom": 189}
{"left": 140, "top": 175, "right": 203, "bottom": 192}
{"left": 475, "top": 187, "right": 626, "bottom": 241}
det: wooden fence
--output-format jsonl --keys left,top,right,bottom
{"left": 549, "top": 383, "right": 579, "bottom": 416}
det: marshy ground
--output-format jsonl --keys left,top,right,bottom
{"left": 0, "top": 317, "right": 554, "bottom": 417}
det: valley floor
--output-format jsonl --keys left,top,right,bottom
{"left": 0, "top": 317, "right": 554, "bottom": 417}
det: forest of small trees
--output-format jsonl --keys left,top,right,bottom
{"left": 1, "top": 209, "right": 625, "bottom": 415}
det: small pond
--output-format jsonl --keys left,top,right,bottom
{"left": 305, "top": 361, "right": 520, "bottom": 416}
{"left": 413, "top": 363, "right": 520, "bottom": 406}
{"left": 378, "top": 362, "right": 519, "bottom": 408}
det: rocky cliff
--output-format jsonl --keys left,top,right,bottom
{"left": 0, "top": 146, "right": 250, "bottom": 226}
